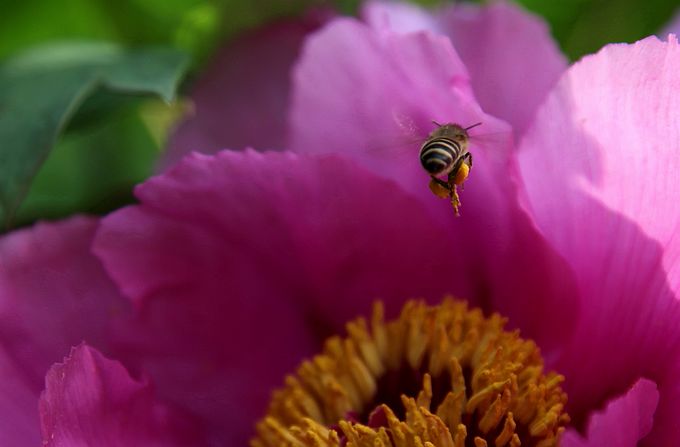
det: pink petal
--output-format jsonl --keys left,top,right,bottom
{"left": 438, "top": 2, "right": 566, "bottom": 137}
{"left": 362, "top": 0, "right": 442, "bottom": 33}
{"left": 289, "top": 16, "right": 580, "bottom": 356}
{"left": 0, "top": 216, "right": 128, "bottom": 390}
{"left": 159, "top": 13, "right": 326, "bottom": 171}
{"left": 362, "top": 1, "right": 567, "bottom": 136}
{"left": 562, "top": 379, "right": 659, "bottom": 447}
{"left": 0, "top": 346, "right": 41, "bottom": 446}
{"left": 0, "top": 217, "right": 130, "bottom": 444}
{"left": 518, "top": 36, "right": 680, "bottom": 443}
{"left": 39, "top": 344, "right": 200, "bottom": 446}
{"left": 94, "top": 150, "right": 471, "bottom": 444}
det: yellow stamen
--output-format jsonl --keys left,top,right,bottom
{"left": 252, "top": 299, "right": 569, "bottom": 447}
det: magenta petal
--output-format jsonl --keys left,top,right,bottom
{"left": 94, "top": 150, "right": 469, "bottom": 444}
{"left": 39, "top": 344, "right": 200, "bottom": 446}
{"left": 362, "top": 1, "right": 567, "bottom": 136}
{"left": 438, "top": 2, "right": 566, "bottom": 136}
{"left": 518, "top": 36, "right": 680, "bottom": 443}
{"left": 0, "top": 217, "right": 128, "bottom": 444}
{"left": 0, "top": 346, "right": 41, "bottom": 445}
{"left": 562, "top": 379, "right": 659, "bottom": 447}
{"left": 362, "top": 0, "right": 441, "bottom": 33}
{"left": 0, "top": 216, "right": 128, "bottom": 387}
{"left": 159, "top": 15, "right": 326, "bottom": 171}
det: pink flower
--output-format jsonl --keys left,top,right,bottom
{"left": 1, "top": 1, "right": 679, "bottom": 446}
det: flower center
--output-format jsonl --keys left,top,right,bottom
{"left": 252, "top": 299, "right": 569, "bottom": 447}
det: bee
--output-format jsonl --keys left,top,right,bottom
{"left": 419, "top": 121, "right": 481, "bottom": 216}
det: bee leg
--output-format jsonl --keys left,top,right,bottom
{"left": 450, "top": 184, "right": 461, "bottom": 216}
{"left": 428, "top": 176, "right": 451, "bottom": 199}
{"left": 462, "top": 153, "right": 473, "bottom": 191}
{"left": 445, "top": 172, "right": 462, "bottom": 216}
{"left": 430, "top": 176, "right": 461, "bottom": 216}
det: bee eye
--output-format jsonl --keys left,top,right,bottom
{"left": 453, "top": 162, "right": 470, "bottom": 185}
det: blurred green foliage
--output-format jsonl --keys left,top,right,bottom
{"left": 18, "top": 105, "right": 159, "bottom": 224}
{"left": 0, "top": 43, "right": 189, "bottom": 228}
{"left": 0, "top": 0, "right": 678, "bottom": 231}
{"left": 0, "top": 0, "right": 313, "bottom": 69}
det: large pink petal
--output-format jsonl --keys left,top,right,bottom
{"left": 518, "top": 36, "right": 680, "bottom": 444}
{"left": 94, "top": 150, "right": 471, "bottom": 444}
{"left": 362, "top": 0, "right": 440, "bottom": 34}
{"left": 0, "top": 345, "right": 41, "bottom": 446}
{"left": 39, "top": 344, "right": 200, "bottom": 446}
{"left": 159, "top": 13, "right": 326, "bottom": 171}
{"left": 0, "top": 217, "right": 128, "bottom": 386}
{"left": 439, "top": 1, "right": 566, "bottom": 137}
{"left": 289, "top": 16, "right": 580, "bottom": 358}
{"left": 562, "top": 379, "right": 659, "bottom": 447}
{"left": 362, "top": 1, "right": 567, "bottom": 136}
{"left": 0, "top": 217, "right": 129, "bottom": 444}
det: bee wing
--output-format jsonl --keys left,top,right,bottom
{"left": 467, "top": 128, "right": 514, "bottom": 149}
{"left": 362, "top": 135, "right": 422, "bottom": 157}
{"left": 360, "top": 110, "right": 427, "bottom": 157}
{"left": 392, "top": 110, "right": 423, "bottom": 140}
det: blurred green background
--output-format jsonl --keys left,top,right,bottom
{"left": 1, "top": 0, "right": 679, "bottom": 230}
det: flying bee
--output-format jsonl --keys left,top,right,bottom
{"left": 419, "top": 121, "right": 481, "bottom": 216}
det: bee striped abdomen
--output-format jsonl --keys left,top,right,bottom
{"left": 419, "top": 137, "right": 461, "bottom": 175}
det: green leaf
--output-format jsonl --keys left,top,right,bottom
{"left": 0, "top": 0, "right": 119, "bottom": 60}
{"left": 15, "top": 104, "right": 159, "bottom": 226}
{"left": 0, "top": 0, "right": 207, "bottom": 60}
{"left": 0, "top": 42, "right": 189, "bottom": 228}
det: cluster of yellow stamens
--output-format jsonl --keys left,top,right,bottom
{"left": 252, "top": 299, "right": 569, "bottom": 447}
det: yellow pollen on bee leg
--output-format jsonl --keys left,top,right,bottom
{"left": 453, "top": 162, "right": 470, "bottom": 185}
{"left": 252, "top": 299, "right": 570, "bottom": 447}
{"left": 428, "top": 178, "right": 451, "bottom": 199}
{"left": 451, "top": 185, "right": 461, "bottom": 216}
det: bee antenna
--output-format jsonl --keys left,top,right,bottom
{"left": 432, "top": 120, "right": 443, "bottom": 127}
{"left": 465, "top": 122, "right": 482, "bottom": 131}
